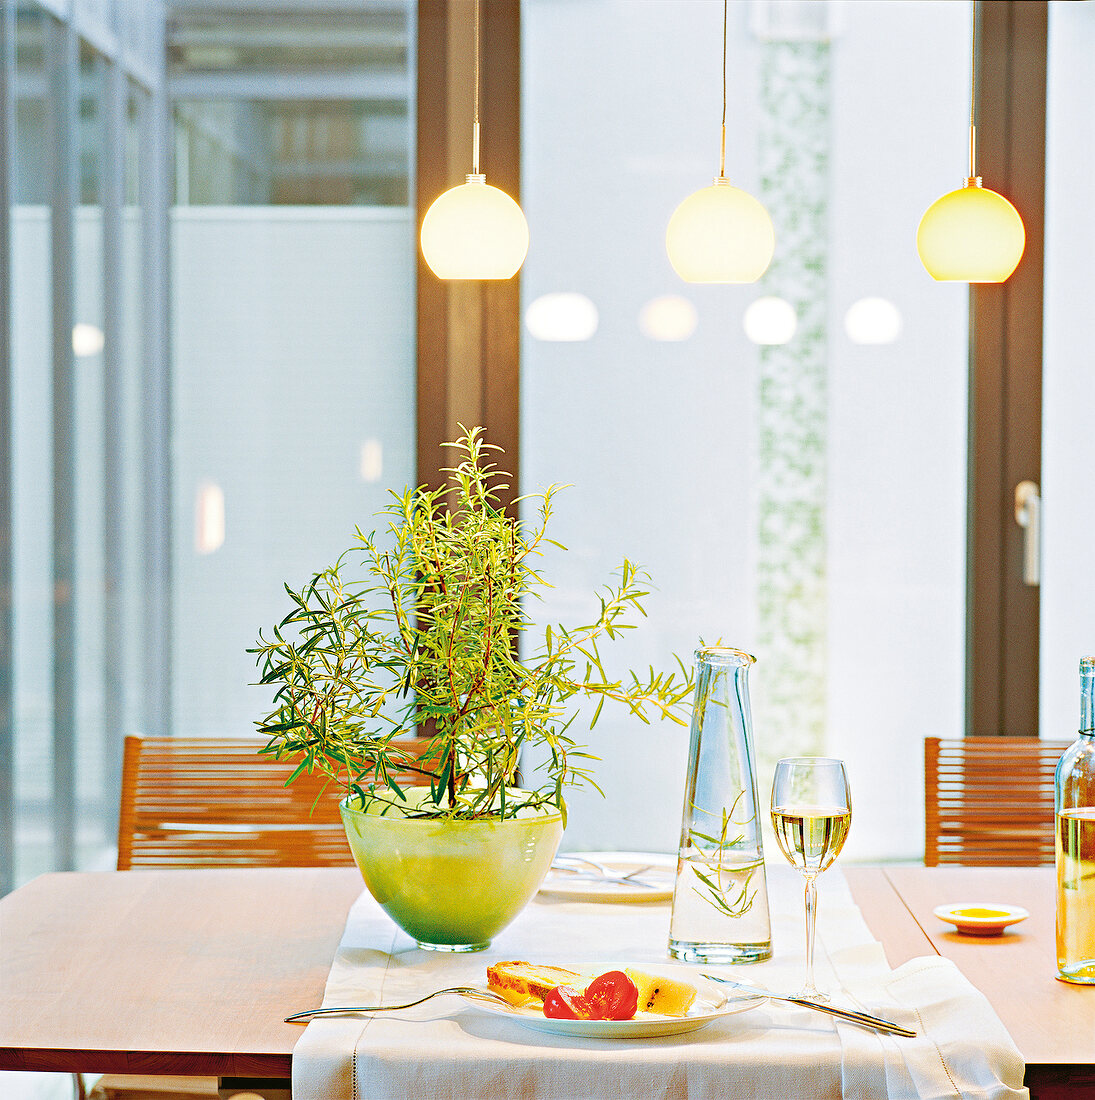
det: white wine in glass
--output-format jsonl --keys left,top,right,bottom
{"left": 770, "top": 757, "right": 852, "bottom": 1002}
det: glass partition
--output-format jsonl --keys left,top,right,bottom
{"left": 3, "top": 0, "right": 417, "bottom": 895}
{"left": 167, "top": 2, "right": 417, "bottom": 739}
{"left": 10, "top": 11, "right": 143, "bottom": 886}
{"left": 73, "top": 38, "right": 107, "bottom": 867}
{"left": 11, "top": 3, "right": 54, "bottom": 886}
{"left": 169, "top": 4, "right": 411, "bottom": 206}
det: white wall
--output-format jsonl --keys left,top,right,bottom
{"left": 521, "top": 0, "right": 763, "bottom": 857}
{"left": 521, "top": 0, "right": 968, "bottom": 860}
{"left": 824, "top": 2, "right": 969, "bottom": 858}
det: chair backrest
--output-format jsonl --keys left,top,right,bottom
{"left": 116, "top": 735, "right": 433, "bottom": 870}
{"left": 924, "top": 736, "right": 1071, "bottom": 866}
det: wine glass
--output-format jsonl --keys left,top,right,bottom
{"left": 770, "top": 757, "right": 852, "bottom": 1003}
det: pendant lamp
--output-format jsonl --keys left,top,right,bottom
{"left": 420, "top": 0, "right": 529, "bottom": 280}
{"left": 666, "top": 0, "right": 774, "bottom": 284}
{"left": 916, "top": 2, "right": 1024, "bottom": 283}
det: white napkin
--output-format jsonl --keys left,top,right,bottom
{"left": 829, "top": 943, "right": 1027, "bottom": 1100}
{"left": 291, "top": 866, "right": 1028, "bottom": 1100}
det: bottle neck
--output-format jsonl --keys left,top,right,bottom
{"left": 1081, "top": 661, "right": 1095, "bottom": 736}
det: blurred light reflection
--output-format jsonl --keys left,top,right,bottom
{"left": 360, "top": 439, "right": 383, "bottom": 482}
{"left": 195, "top": 482, "right": 225, "bottom": 554}
{"left": 639, "top": 295, "right": 698, "bottom": 342}
{"left": 72, "top": 322, "right": 105, "bottom": 357}
{"left": 525, "top": 292, "right": 599, "bottom": 342}
{"left": 844, "top": 297, "right": 902, "bottom": 345}
{"left": 743, "top": 296, "right": 796, "bottom": 345}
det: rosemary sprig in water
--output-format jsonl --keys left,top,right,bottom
{"left": 687, "top": 792, "right": 758, "bottom": 920}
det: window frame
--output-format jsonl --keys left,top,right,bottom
{"left": 967, "top": 0, "right": 1047, "bottom": 737}
{"left": 416, "top": 0, "right": 522, "bottom": 511}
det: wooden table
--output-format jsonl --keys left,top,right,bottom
{"left": 1, "top": 865, "right": 1092, "bottom": 1095}
{"left": 0, "top": 867, "right": 363, "bottom": 1080}
{"left": 844, "top": 865, "right": 1095, "bottom": 1096}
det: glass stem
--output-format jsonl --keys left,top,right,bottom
{"left": 803, "top": 873, "right": 820, "bottom": 998}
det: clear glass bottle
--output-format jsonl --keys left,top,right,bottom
{"left": 668, "top": 647, "right": 772, "bottom": 964}
{"left": 1055, "top": 655, "right": 1095, "bottom": 985}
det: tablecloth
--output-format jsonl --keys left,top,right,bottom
{"left": 291, "top": 864, "right": 1027, "bottom": 1100}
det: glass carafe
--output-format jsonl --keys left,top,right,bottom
{"left": 669, "top": 647, "right": 772, "bottom": 964}
{"left": 1055, "top": 655, "right": 1095, "bottom": 985}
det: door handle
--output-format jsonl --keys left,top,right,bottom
{"left": 1014, "top": 480, "right": 1041, "bottom": 587}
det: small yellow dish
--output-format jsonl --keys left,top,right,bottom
{"left": 933, "top": 903, "right": 1029, "bottom": 936}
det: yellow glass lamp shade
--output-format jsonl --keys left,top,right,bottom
{"left": 420, "top": 175, "right": 529, "bottom": 280}
{"left": 666, "top": 179, "right": 775, "bottom": 283}
{"left": 917, "top": 183, "right": 1025, "bottom": 282}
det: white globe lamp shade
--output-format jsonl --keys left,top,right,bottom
{"left": 666, "top": 180, "right": 775, "bottom": 283}
{"left": 420, "top": 176, "right": 529, "bottom": 280}
{"left": 916, "top": 183, "right": 1025, "bottom": 283}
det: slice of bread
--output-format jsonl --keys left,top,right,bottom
{"left": 486, "top": 960, "right": 585, "bottom": 1007}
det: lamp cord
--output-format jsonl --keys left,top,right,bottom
{"left": 473, "top": 0, "right": 481, "bottom": 176}
{"left": 968, "top": 0, "right": 977, "bottom": 181}
{"left": 719, "top": 0, "right": 727, "bottom": 179}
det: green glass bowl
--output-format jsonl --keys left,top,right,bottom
{"left": 340, "top": 788, "right": 563, "bottom": 951}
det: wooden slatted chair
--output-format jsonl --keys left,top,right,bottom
{"left": 89, "top": 734, "right": 433, "bottom": 1100}
{"left": 924, "top": 736, "right": 1071, "bottom": 866}
{"left": 116, "top": 734, "right": 422, "bottom": 869}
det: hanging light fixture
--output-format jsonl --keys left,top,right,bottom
{"left": 916, "top": 2, "right": 1024, "bottom": 282}
{"left": 420, "top": 0, "right": 529, "bottom": 280}
{"left": 665, "top": 0, "right": 774, "bottom": 284}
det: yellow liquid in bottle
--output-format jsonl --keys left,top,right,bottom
{"left": 1056, "top": 807, "right": 1095, "bottom": 984}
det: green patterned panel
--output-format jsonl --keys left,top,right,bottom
{"left": 755, "top": 40, "right": 831, "bottom": 771}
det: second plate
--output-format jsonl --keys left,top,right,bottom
{"left": 539, "top": 851, "right": 676, "bottom": 903}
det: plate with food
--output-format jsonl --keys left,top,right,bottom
{"left": 471, "top": 960, "right": 765, "bottom": 1037}
{"left": 539, "top": 852, "right": 676, "bottom": 903}
{"left": 932, "top": 903, "right": 1030, "bottom": 936}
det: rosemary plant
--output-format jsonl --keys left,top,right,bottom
{"left": 251, "top": 426, "right": 693, "bottom": 822}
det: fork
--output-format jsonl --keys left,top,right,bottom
{"left": 701, "top": 974, "right": 916, "bottom": 1038}
{"left": 550, "top": 856, "right": 659, "bottom": 887}
{"left": 285, "top": 986, "right": 512, "bottom": 1023}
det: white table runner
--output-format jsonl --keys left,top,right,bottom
{"left": 292, "top": 865, "right": 1027, "bottom": 1100}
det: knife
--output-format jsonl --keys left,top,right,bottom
{"left": 701, "top": 973, "right": 916, "bottom": 1038}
